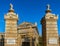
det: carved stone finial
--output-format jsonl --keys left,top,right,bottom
{"left": 9, "top": 3, "right": 14, "bottom": 12}
{"left": 47, "top": 4, "right": 50, "bottom": 10}
{"left": 35, "top": 22, "right": 37, "bottom": 26}
{"left": 46, "top": 4, "right": 51, "bottom": 13}
{"left": 10, "top": 3, "right": 13, "bottom": 10}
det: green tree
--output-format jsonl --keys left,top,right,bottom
{"left": 38, "top": 36, "right": 42, "bottom": 46}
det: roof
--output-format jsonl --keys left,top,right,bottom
{"left": 18, "top": 22, "right": 36, "bottom": 28}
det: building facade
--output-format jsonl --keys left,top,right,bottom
{"left": 0, "top": 4, "right": 59, "bottom": 46}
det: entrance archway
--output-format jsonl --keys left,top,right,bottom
{"left": 22, "top": 42, "right": 30, "bottom": 46}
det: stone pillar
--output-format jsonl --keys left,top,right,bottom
{"left": 4, "top": 3, "right": 18, "bottom": 46}
{"left": 41, "top": 4, "right": 59, "bottom": 46}
{"left": 30, "top": 37, "right": 32, "bottom": 46}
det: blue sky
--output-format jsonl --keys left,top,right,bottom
{"left": 0, "top": 0, "right": 60, "bottom": 35}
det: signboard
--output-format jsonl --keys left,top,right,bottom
{"left": 7, "top": 38, "right": 15, "bottom": 44}
{"left": 48, "top": 38, "right": 57, "bottom": 44}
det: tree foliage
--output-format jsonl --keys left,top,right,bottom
{"left": 38, "top": 36, "right": 42, "bottom": 46}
